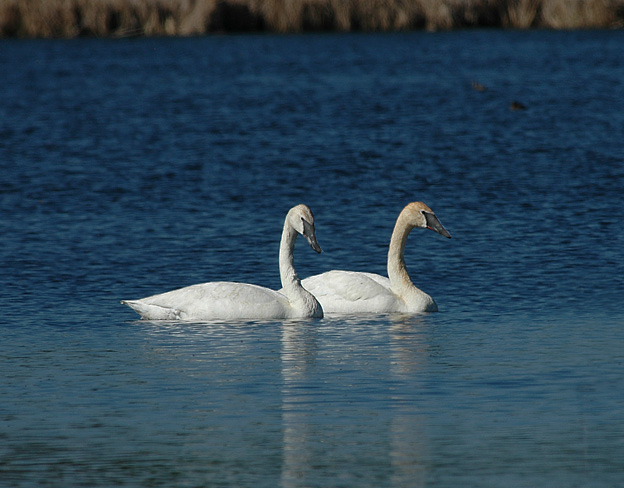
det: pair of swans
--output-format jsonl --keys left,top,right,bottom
{"left": 122, "top": 202, "right": 451, "bottom": 321}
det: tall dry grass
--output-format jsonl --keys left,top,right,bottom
{"left": 503, "top": 0, "right": 541, "bottom": 28}
{"left": 0, "top": 0, "right": 206, "bottom": 37}
{"left": 540, "top": 0, "right": 622, "bottom": 28}
{"left": 1, "top": 0, "right": 622, "bottom": 37}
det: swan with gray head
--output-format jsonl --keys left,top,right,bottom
{"left": 122, "top": 204, "right": 323, "bottom": 320}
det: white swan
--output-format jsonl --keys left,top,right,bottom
{"left": 122, "top": 204, "right": 323, "bottom": 320}
{"left": 296, "top": 202, "right": 451, "bottom": 314}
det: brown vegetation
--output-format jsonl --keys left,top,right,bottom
{"left": 1, "top": 0, "right": 623, "bottom": 38}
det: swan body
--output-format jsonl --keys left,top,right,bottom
{"left": 298, "top": 202, "right": 451, "bottom": 314}
{"left": 122, "top": 204, "right": 323, "bottom": 320}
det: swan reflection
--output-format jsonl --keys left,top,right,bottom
{"left": 280, "top": 315, "right": 431, "bottom": 486}
{"left": 280, "top": 321, "right": 318, "bottom": 487}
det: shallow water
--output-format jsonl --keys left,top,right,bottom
{"left": 1, "top": 30, "right": 624, "bottom": 487}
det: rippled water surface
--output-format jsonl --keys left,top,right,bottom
{"left": 1, "top": 31, "right": 624, "bottom": 487}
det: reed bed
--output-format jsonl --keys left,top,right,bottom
{"left": 1, "top": 0, "right": 622, "bottom": 37}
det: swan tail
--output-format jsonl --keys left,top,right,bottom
{"left": 121, "top": 300, "right": 184, "bottom": 320}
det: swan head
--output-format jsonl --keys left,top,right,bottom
{"left": 403, "top": 202, "right": 451, "bottom": 238}
{"left": 288, "top": 204, "right": 322, "bottom": 253}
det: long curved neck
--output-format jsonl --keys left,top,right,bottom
{"left": 387, "top": 213, "right": 415, "bottom": 292}
{"left": 279, "top": 220, "right": 301, "bottom": 292}
{"left": 277, "top": 212, "right": 323, "bottom": 318}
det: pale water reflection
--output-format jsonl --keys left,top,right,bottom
{"left": 280, "top": 322, "right": 315, "bottom": 488}
{"left": 3, "top": 310, "right": 623, "bottom": 486}
{"left": 110, "top": 308, "right": 624, "bottom": 488}
{"left": 388, "top": 317, "right": 430, "bottom": 488}
{"left": 280, "top": 315, "right": 432, "bottom": 487}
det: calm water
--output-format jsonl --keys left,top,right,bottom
{"left": 1, "top": 30, "right": 624, "bottom": 487}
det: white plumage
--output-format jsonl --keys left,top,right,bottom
{"left": 296, "top": 202, "right": 451, "bottom": 314}
{"left": 122, "top": 204, "right": 323, "bottom": 320}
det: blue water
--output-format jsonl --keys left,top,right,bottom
{"left": 1, "top": 30, "right": 624, "bottom": 486}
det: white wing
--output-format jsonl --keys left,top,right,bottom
{"left": 123, "top": 282, "right": 292, "bottom": 320}
{"left": 301, "top": 270, "right": 401, "bottom": 313}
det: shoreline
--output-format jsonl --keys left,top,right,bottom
{"left": 1, "top": 0, "right": 623, "bottom": 38}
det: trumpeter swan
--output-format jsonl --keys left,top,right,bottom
{"left": 296, "top": 202, "right": 451, "bottom": 314}
{"left": 122, "top": 204, "right": 323, "bottom": 320}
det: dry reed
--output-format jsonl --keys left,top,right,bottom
{"left": 1, "top": 0, "right": 623, "bottom": 38}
